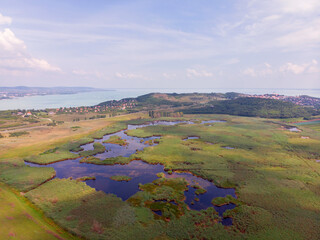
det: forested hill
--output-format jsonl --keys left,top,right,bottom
{"left": 182, "top": 97, "right": 319, "bottom": 118}
{"left": 96, "top": 93, "right": 319, "bottom": 119}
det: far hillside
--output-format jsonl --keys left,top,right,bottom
{"left": 97, "top": 93, "right": 320, "bottom": 119}
{"left": 182, "top": 97, "right": 318, "bottom": 118}
{"left": 97, "top": 92, "right": 245, "bottom": 110}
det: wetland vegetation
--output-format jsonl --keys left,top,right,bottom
{"left": 110, "top": 175, "right": 132, "bottom": 182}
{"left": 0, "top": 93, "right": 320, "bottom": 240}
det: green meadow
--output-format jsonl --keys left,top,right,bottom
{"left": 0, "top": 182, "right": 77, "bottom": 240}
{"left": 0, "top": 114, "right": 319, "bottom": 239}
{"left": 296, "top": 120, "right": 320, "bottom": 132}
{"left": 104, "top": 135, "right": 128, "bottom": 146}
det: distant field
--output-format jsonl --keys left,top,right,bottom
{"left": 0, "top": 112, "right": 146, "bottom": 159}
{"left": 296, "top": 120, "right": 320, "bottom": 125}
{"left": 295, "top": 120, "right": 320, "bottom": 132}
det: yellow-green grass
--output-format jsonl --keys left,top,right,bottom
{"left": 128, "top": 177, "right": 189, "bottom": 220}
{"left": 22, "top": 116, "right": 147, "bottom": 165}
{"left": 0, "top": 112, "right": 146, "bottom": 161}
{"left": 0, "top": 161, "right": 56, "bottom": 192}
{"left": 126, "top": 115, "right": 320, "bottom": 239}
{"left": 88, "top": 122, "right": 128, "bottom": 139}
{"left": 297, "top": 121, "right": 320, "bottom": 132}
{"left": 191, "top": 184, "right": 207, "bottom": 195}
{"left": 23, "top": 137, "right": 98, "bottom": 164}
{"left": 2, "top": 113, "right": 320, "bottom": 239}
{"left": 0, "top": 182, "right": 77, "bottom": 240}
{"left": 130, "top": 135, "right": 235, "bottom": 185}
{"left": 103, "top": 135, "right": 128, "bottom": 146}
{"left": 79, "top": 142, "right": 105, "bottom": 157}
{"left": 25, "top": 178, "right": 139, "bottom": 240}
{"left": 211, "top": 194, "right": 241, "bottom": 206}
{"left": 80, "top": 156, "right": 131, "bottom": 165}
{"left": 25, "top": 152, "right": 79, "bottom": 165}
{"left": 110, "top": 175, "right": 132, "bottom": 182}
{"left": 76, "top": 176, "right": 96, "bottom": 181}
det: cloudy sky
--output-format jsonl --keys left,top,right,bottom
{"left": 0, "top": 0, "right": 319, "bottom": 88}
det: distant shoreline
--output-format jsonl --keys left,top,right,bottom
{"left": 1, "top": 88, "right": 320, "bottom": 111}
{"left": 0, "top": 87, "right": 113, "bottom": 101}
{"left": 0, "top": 90, "right": 113, "bottom": 101}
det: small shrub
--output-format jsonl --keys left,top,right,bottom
{"left": 110, "top": 175, "right": 132, "bottom": 182}
{"left": 112, "top": 205, "right": 136, "bottom": 228}
{"left": 9, "top": 131, "right": 29, "bottom": 137}
{"left": 91, "top": 220, "right": 104, "bottom": 234}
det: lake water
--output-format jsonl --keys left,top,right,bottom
{"left": 2, "top": 88, "right": 320, "bottom": 110}
{"left": 25, "top": 119, "right": 236, "bottom": 225}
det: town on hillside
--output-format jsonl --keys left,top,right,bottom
{"left": 246, "top": 94, "right": 320, "bottom": 108}
{"left": 8, "top": 93, "right": 320, "bottom": 118}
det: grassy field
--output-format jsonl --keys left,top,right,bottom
{"left": 103, "top": 135, "right": 128, "bottom": 146}
{"left": 1, "top": 113, "right": 320, "bottom": 239}
{"left": 126, "top": 115, "right": 320, "bottom": 239}
{"left": 295, "top": 120, "right": 320, "bottom": 132}
{"left": 110, "top": 175, "right": 132, "bottom": 181}
{"left": 0, "top": 112, "right": 146, "bottom": 160}
{"left": 0, "top": 161, "right": 56, "bottom": 192}
{"left": 25, "top": 179, "right": 139, "bottom": 240}
{"left": 0, "top": 182, "right": 77, "bottom": 240}
{"left": 79, "top": 142, "right": 106, "bottom": 157}
{"left": 128, "top": 176, "right": 190, "bottom": 219}
{"left": 0, "top": 112, "right": 147, "bottom": 239}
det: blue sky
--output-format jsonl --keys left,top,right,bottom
{"left": 0, "top": 0, "right": 319, "bottom": 88}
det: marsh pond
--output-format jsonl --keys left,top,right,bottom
{"left": 25, "top": 120, "right": 236, "bottom": 225}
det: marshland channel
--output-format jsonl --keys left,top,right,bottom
{"left": 25, "top": 120, "right": 236, "bottom": 225}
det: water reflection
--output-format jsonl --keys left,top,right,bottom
{"left": 25, "top": 120, "right": 236, "bottom": 225}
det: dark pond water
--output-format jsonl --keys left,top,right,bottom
{"left": 165, "top": 172, "right": 236, "bottom": 219}
{"left": 222, "top": 146, "right": 235, "bottom": 150}
{"left": 25, "top": 120, "right": 235, "bottom": 225}
{"left": 201, "top": 120, "right": 226, "bottom": 124}
{"left": 26, "top": 160, "right": 165, "bottom": 200}
{"left": 287, "top": 127, "right": 301, "bottom": 132}
{"left": 183, "top": 136, "right": 200, "bottom": 141}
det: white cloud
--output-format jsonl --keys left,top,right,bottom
{"left": 275, "top": 0, "right": 320, "bottom": 14}
{"left": 307, "top": 65, "right": 320, "bottom": 73}
{"left": 0, "top": 28, "right": 25, "bottom": 51}
{"left": 276, "top": 18, "right": 320, "bottom": 49}
{"left": 0, "top": 14, "right": 61, "bottom": 74}
{"left": 72, "top": 70, "right": 102, "bottom": 78}
{"left": 186, "top": 68, "right": 213, "bottom": 78}
{"left": 264, "top": 63, "right": 272, "bottom": 68}
{"left": 306, "top": 60, "right": 319, "bottom": 73}
{"left": 0, "top": 56, "right": 61, "bottom": 72}
{"left": 243, "top": 63, "right": 273, "bottom": 77}
{"left": 262, "top": 15, "right": 281, "bottom": 22}
{"left": 0, "top": 13, "right": 12, "bottom": 25}
{"left": 280, "top": 60, "right": 319, "bottom": 74}
{"left": 225, "top": 58, "right": 240, "bottom": 65}
{"left": 280, "top": 63, "right": 306, "bottom": 74}
{"left": 163, "top": 73, "right": 177, "bottom": 79}
{"left": 261, "top": 63, "right": 273, "bottom": 75}
{"left": 230, "top": 0, "right": 320, "bottom": 54}
{"left": 244, "top": 60, "right": 319, "bottom": 77}
{"left": 0, "top": 3, "right": 318, "bottom": 88}
{"left": 115, "top": 72, "right": 145, "bottom": 79}
{"left": 24, "top": 58, "right": 61, "bottom": 72}
{"left": 72, "top": 70, "right": 88, "bottom": 75}
{"left": 243, "top": 68, "right": 256, "bottom": 77}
